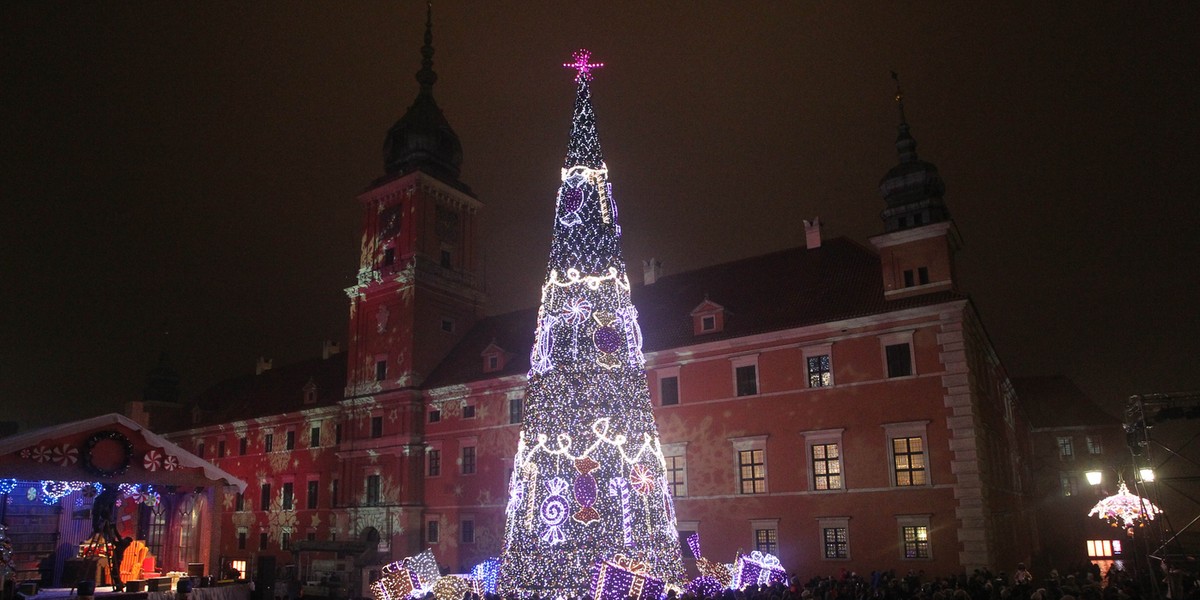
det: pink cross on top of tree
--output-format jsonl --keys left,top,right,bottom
{"left": 564, "top": 49, "right": 603, "bottom": 82}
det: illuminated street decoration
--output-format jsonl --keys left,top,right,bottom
{"left": 497, "top": 51, "right": 684, "bottom": 596}
{"left": 1088, "top": 480, "right": 1163, "bottom": 530}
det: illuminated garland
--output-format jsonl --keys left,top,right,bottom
{"left": 497, "top": 50, "right": 683, "bottom": 598}
{"left": 0, "top": 479, "right": 16, "bottom": 495}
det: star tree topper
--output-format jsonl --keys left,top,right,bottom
{"left": 564, "top": 49, "right": 604, "bottom": 82}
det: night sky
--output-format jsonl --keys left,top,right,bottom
{"left": 3, "top": 3, "right": 1198, "bottom": 427}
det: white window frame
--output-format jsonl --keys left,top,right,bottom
{"left": 817, "top": 516, "right": 851, "bottom": 560}
{"left": 802, "top": 428, "right": 845, "bottom": 492}
{"left": 880, "top": 331, "right": 916, "bottom": 378}
{"left": 750, "top": 518, "right": 780, "bottom": 555}
{"left": 425, "top": 441, "right": 443, "bottom": 478}
{"left": 731, "top": 354, "right": 760, "bottom": 397}
{"left": 730, "top": 435, "right": 768, "bottom": 494}
{"left": 883, "top": 420, "right": 931, "bottom": 487}
{"left": 700, "top": 314, "right": 716, "bottom": 332}
{"left": 657, "top": 366, "right": 681, "bottom": 406}
{"left": 1057, "top": 436, "right": 1075, "bottom": 460}
{"left": 802, "top": 343, "right": 834, "bottom": 388}
{"left": 897, "top": 514, "right": 933, "bottom": 560}
{"left": 662, "top": 442, "right": 688, "bottom": 498}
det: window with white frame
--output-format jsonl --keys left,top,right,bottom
{"left": 1086, "top": 539, "right": 1122, "bottom": 558}
{"left": 731, "top": 355, "right": 759, "bottom": 397}
{"left": 803, "top": 428, "right": 845, "bottom": 491}
{"left": 751, "top": 519, "right": 779, "bottom": 554}
{"left": 897, "top": 515, "right": 932, "bottom": 559}
{"left": 731, "top": 435, "right": 768, "bottom": 494}
{"left": 803, "top": 344, "right": 834, "bottom": 388}
{"left": 1057, "top": 436, "right": 1074, "bottom": 460}
{"left": 884, "top": 421, "right": 930, "bottom": 487}
{"left": 1086, "top": 436, "right": 1103, "bottom": 455}
{"left": 818, "top": 517, "right": 850, "bottom": 560}
{"left": 459, "top": 437, "right": 478, "bottom": 475}
{"left": 880, "top": 331, "right": 915, "bottom": 378}
{"left": 662, "top": 442, "right": 688, "bottom": 497}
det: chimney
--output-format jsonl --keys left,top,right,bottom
{"left": 322, "top": 340, "right": 341, "bottom": 359}
{"left": 803, "top": 217, "right": 822, "bottom": 249}
{"left": 642, "top": 258, "right": 663, "bottom": 285}
{"left": 256, "top": 357, "right": 273, "bottom": 375}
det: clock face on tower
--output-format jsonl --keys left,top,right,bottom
{"left": 379, "top": 204, "right": 402, "bottom": 241}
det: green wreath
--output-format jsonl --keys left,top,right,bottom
{"left": 82, "top": 430, "right": 133, "bottom": 477}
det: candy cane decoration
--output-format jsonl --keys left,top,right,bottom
{"left": 608, "top": 476, "right": 634, "bottom": 547}
{"left": 539, "top": 477, "right": 569, "bottom": 545}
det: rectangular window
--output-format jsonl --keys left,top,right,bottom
{"left": 735, "top": 365, "right": 758, "bottom": 396}
{"left": 281, "top": 482, "right": 294, "bottom": 510}
{"left": 893, "top": 437, "right": 927, "bottom": 486}
{"left": 903, "top": 269, "right": 915, "bottom": 288}
{"left": 1060, "top": 473, "right": 1078, "bottom": 497}
{"left": 426, "top": 520, "right": 440, "bottom": 544}
{"left": 281, "top": 531, "right": 291, "bottom": 551}
{"left": 218, "top": 440, "right": 226, "bottom": 458}
{"left": 754, "top": 528, "right": 778, "bottom": 554}
{"left": 823, "top": 527, "right": 848, "bottom": 559}
{"left": 310, "top": 426, "right": 321, "bottom": 448}
{"left": 886, "top": 343, "right": 913, "bottom": 377}
{"left": 509, "top": 397, "right": 523, "bottom": 424}
{"left": 239, "top": 437, "right": 247, "bottom": 455}
{"left": 462, "top": 446, "right": 477, "bottom": 475}
{"left": 429, "top": 409, "right": 441, "bottom": 423}
{"left": 264, "top": 433, "right": 274, "bottom": 453}
{"left": 902, "top": 525, "right": 930, "bottom": 559}
{"left": 375, "top": 360, "right": 388, "bottom": 381}
{"left": 1086, "top": 540, "right": 1121, "bottom": 558}
{"left": 918, "top": 267, "right": 929, "bottom": 285}
{"left": 306, "top": 532, "right": 316, "bottom": 542}
{"left": 660, "top": 376, "right": 680, "bottom": 406}
{"left": 738, "top": 449, "right": 766, "bottom": 494}
{"left": 198, "top": 442, "right": 205, "bottom": 458}
{"left": 1086, "top": 436, "right": 1102, "bottom": 455}
{"left": 285, "top": 431, "right": 295, "bottom": 450}
{"left": 383, "top": 247, "right": 395, "bottom": 266}
{"left": 440, "top": 249, "right": 452, "bottom": 269}
{"left": 335, "top": 424, "right": 342, "bottom": 445}
{"left": 260, "top": 484, "right": 271, "bottom": 510}
{"left": 235, "top": 492, "right": 245, "bottom": 512}
{"left": 461, "top": 519, "right": 475, "bottom": 544}
{"left": 678, "top": 530, "right": 698, "bottom": 558}
{"left": 331, "top": 479, "right": 339, "bottom": 508}
{"left": 1058, "top": 436, "right": 1074, "bottom": 460}
{"left": 371, "top": 416, "right": 383, "bottom": 438}
{"left": 665, "top": 454, "right": 687, "bottom": 497}
{"left": 237, "top": 531, "right": 247, "bottom": 550}
{"left": 259, "top": 532, "right": 269, "bottom": 551}
{"left": 441, "top": 318, "right": 455, "bottom": 333}
{"left": 462, "top": 404, "right": 476, "bottom": 419}
{"left": 812, "top": 443, "right": 842, "bottom": 490}
{"left": 701, "top": 315, "right": 716, "bottom": 331}
{"left": 807, "top": 355, "right": 832, "bottom": 388}
{"left": 366, "top": 475, "right": 381, "bottom": 506}
{"left": 307, "top": 480, "right": 319, "bottom": 510}
{"left": 428, "top": 449, "right": 441, "bottom": 477}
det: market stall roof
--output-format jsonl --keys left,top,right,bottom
{"left": 0, "top": 413, "right": 247, "bottom": 492}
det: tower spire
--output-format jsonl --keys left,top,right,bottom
{"left": 877, "top": 75, "right": 950, "bottom": 233}
{"left": 415, "top": 1, "right": 437, "bottom": 93}
{"left": 890, "top": 70, "right": 918, "bottom": 162}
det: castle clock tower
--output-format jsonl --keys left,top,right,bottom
{"left": 345, "top": 6, "right": 484, "bottom": 400}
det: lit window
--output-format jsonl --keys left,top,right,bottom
{"left": 461, "top": 519, "right": 475, "bottom": 544}
{"left": 738, "top": 450, "right": 766, "bottom": 494}
{"left": 893, "top": 437, "right": 927, "bottom": 486}
{"left": 1086, "top": 436, "right": 1103, "bottom": 455}
{"left": 901, "top": 524, "right": 930, "bottom": 559}
{"left": 461, "top": 446, "right": 477, "bottom": 475}
{"left": 824, "top": 527, "right": 848, "bottom": 559}
{"left": 665, "top": 454, "right": 687, "bottom": 497}
{"left": 427, "top": 449, "right": 441, "bottom": 477}
{"left": 1058, "top": 436, "right": 1074, "bottom": 460}
{"left": 807, "top": 355, "right": 831, "bottom": 388}
{"left": 752, "top": 521, "right": 778, "bottom": 555}
{"left": 812, "top": 443, "right": 842, "bottom": 490}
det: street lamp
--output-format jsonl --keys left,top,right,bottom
{"left": 1085, "top": 470, "right": 1103, "bottom": 486}
{"left": 1138, "top": 468, "right": 1155, "bottom": 482}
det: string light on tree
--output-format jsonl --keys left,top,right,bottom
{"left": 497, "top": 50, "right": 683, "bottom": 598}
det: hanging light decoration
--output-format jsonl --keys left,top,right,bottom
{"left": 1088, "top": 480, "right": 1163, "bottom": 531}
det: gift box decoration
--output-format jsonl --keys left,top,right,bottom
{"left": 371, "top": 549, "right": 442, "bottom": 600}
{"left": 591, "top": 555, "right": 666, "bottom": 600}
{"left": 686, "top": 533, "right": 733, "bottom": 589}
{"left": 470, "top": 558, "right": 501, "bottom": 595}
{"left": 731, "top": 551, "right": 787, "bottom": 589}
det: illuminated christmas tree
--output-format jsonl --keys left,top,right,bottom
{"left": 497, "top": 50, "right": 684, "bottom": 597}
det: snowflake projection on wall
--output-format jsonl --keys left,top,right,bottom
{"left": 1088, "top": 480, "right": 1163, "bottom": 531}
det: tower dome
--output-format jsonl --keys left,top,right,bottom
{"left": 382, "top": 5, "right": 463, "bottom": 182}
{"left": 878, "top": 75, "right": 950, "bottom": 233}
